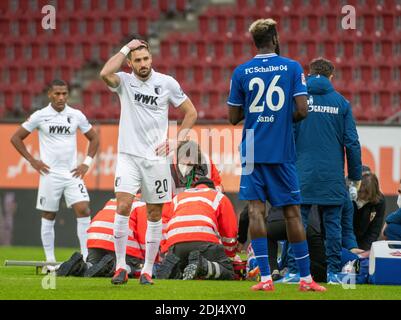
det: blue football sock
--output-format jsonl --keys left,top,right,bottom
{"left": 251, "top": 238, "right": 271, "bottom": 277}
{"left": 290, "top": 240, "right": 310, "bottom": 278}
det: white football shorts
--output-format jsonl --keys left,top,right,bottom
{"left": 36, "top": 172, "right": 90, "bottom": 212}
{"left": 114, "top": 153, "right": 172, "bottom": 203}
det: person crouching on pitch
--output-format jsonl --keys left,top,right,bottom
{"left": 157, "top": 178, "right": 238, "bottom": 280}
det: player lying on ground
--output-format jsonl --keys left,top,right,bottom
{"left": 57, "top": 197, "right": 171, "bottom": 277}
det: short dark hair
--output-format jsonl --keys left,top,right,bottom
{"left": 249, "top": 19, "right": 279, "bottom": 49}
{"left": 194, "top": 177, "right": 215, "bottom": 189}
{"left": 49, "top": 79, "right": 68, "bottom": 90}
{"left": 309, "top": 58, "right": 334, "bottom": 78}
{"left": 127, "top": 40, "right": 150, "bottom": 59}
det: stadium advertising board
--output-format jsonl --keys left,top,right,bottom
{"left": 0, "top": 124, "right": 400, "bottom": 195}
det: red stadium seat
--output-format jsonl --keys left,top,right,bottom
{"left": 177, "top": 35, "right": 191, "bottom": 59}
{"left": 176, "top": 0, "right": 186, "bottom": 11}
{"left": 0, "top": 105, "right": 5, "bottom": 118}
{"left": 378, "top": 38, "right": 393, "bottom": 60}
{"left": 100, "top": 89, "right": 113, "bottom": 107}
{"left": 54, "top": 0, "right": 70, "bottom": 11}
{"left": 4, "top": 88, "right": 14, "bottom": 112}
{"left": 209, "top": 36, "right": 225, "bottom": 60}
{"left": 198, "top": 14, "right": 209, "bottom": 34}
{"left": 186, "top": 88, "right": 202, "bottom": 109}
{"left": 0, "top": 41, "right": 7, "bottom": 61}
{"left": 14, "top": 0, "right": 29, "bottom": 13}
{"left": 0, "top": 15, "right": 11, "bottom": 35}
{"left": 160, "top": 38, "right": 173, "bottom": 57}
{"left": 232, "top": 39, "right": 245, "bottom": 58}
{"left": 83, "top": 89, "right": 93, "bottom": 107}
{"left": 362, "top": 13, "right": 375, "bottom": 35}
{"left": 379, "top": 65, "right": 391, "bottom": 86}
{"left": 361, "top": 39, "right": 374, "bottom": 60}
{"left": 341, "top": 36, "right": 357, "bottom": 57}
{"left": 109, "top": 105, "right": 121, "bottom": 119}
{"left": 360, "top": 64, "right": 373, "bottom": 85}
{"left": 98, "top": 35, "right": 120, "bottom": 61}
{"left": 378, "top": 91, "right": 393, "bottom": 118}
{"left": 169, "top": 105, "right": 181, "bottom": 120}
{"left": 0, "top": 0, "right": 9, "bottom": 13}
{"left": 159, "top": 0, "right": 169, "bottom": 12}
{"left": 305, "top": 13, "right": 319, "bottom": 35}
{"left": 233, "top": 13, "right": 246, "bottom": 35}
{"left": 0, "top": 0, "right": 399, "bottom": 122}
{"left": 195, "top": 38, "right": 207, "bottom": 59}
{"left": 383, "top": 13, "right": 394, "bottom": 33}
{"left": 194, "top": 61, "right": 207, "bottom": 84}
{"left": 23, "top": 63, "right": 38, "bottom": 84}
{"left": 171, "top": 63, "right": 186, "bottom": 83}
{"left": 215, "top": 10, "right": 230, "bottom": 34}
{"left": 70, "top": 0, "right": 84, "bottom": 11}
{"left": 210, "top": 62, "right": 223, "bottom": 84}
{"left": 21, "top": 89, "right": 33, "bottom": 112}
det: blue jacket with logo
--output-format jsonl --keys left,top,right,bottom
{"left": 294, "top": 75, "right": 362, "bottom": 205}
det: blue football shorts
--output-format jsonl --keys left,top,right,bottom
{"left": 239, "top": 162, "right": 301, "bottom": 206}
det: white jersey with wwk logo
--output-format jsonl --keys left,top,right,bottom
{"left": 109, "top": 69, "right": 188, "bottom": 160}
{"left": 22, "top": 104, "right": 92, "bottom": 175}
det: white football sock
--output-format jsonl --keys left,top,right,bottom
{"left": 41, "top": 218, "right": 56, "bottom": 262}
{"left": 261, "top": 275, "right": 272, "bottom": 282}
{"left": 141, "top": 219, "right": 162, "bottom": 277}
{"left": 114, "top": 213, "right": 129, "bottom": 270}
{"left": 77, "top": 216, "right": 91, "bottom": 261}
{"left": 300, "top": 275, "right": 313, "bottom": 283}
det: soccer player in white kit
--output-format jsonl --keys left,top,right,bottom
{"left": 100, "top": 39, "right": 197, "bottom": 285}
{"left": 10, "top": 80, "right": 99, "bottom": 263}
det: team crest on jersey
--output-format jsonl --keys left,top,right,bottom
{"left": 154, "top": 86, "right": 162, "bottom": 95}
{"left": 67, "top": 116, "right": 71, "bottom": 124}
{"left": 308, "top": 95, "right": 314, "bottom": 106}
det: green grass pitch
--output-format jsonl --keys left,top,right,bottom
{"left": 1, "top": 246, "right": 401, "bottom": 300}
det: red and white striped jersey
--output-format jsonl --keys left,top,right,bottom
{"left": 163, "top": 185, "right": 238, "bottom": 257}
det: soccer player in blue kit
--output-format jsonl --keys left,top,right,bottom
{"left": 227, "top": 19, "right": 326, "bottom": 292}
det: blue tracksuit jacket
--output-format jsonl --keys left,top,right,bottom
{"left": 294, "top": 75, "right": 362, "bottom": 205}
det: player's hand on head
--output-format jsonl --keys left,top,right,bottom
{"left": 126, "top": 39, "right": 147, "bottom": 51}
{"left": 71, "top": 164, "right": 89, "bottom": 179}
{"left": 30, "top": 159, "right": 50, "bottom": 175}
